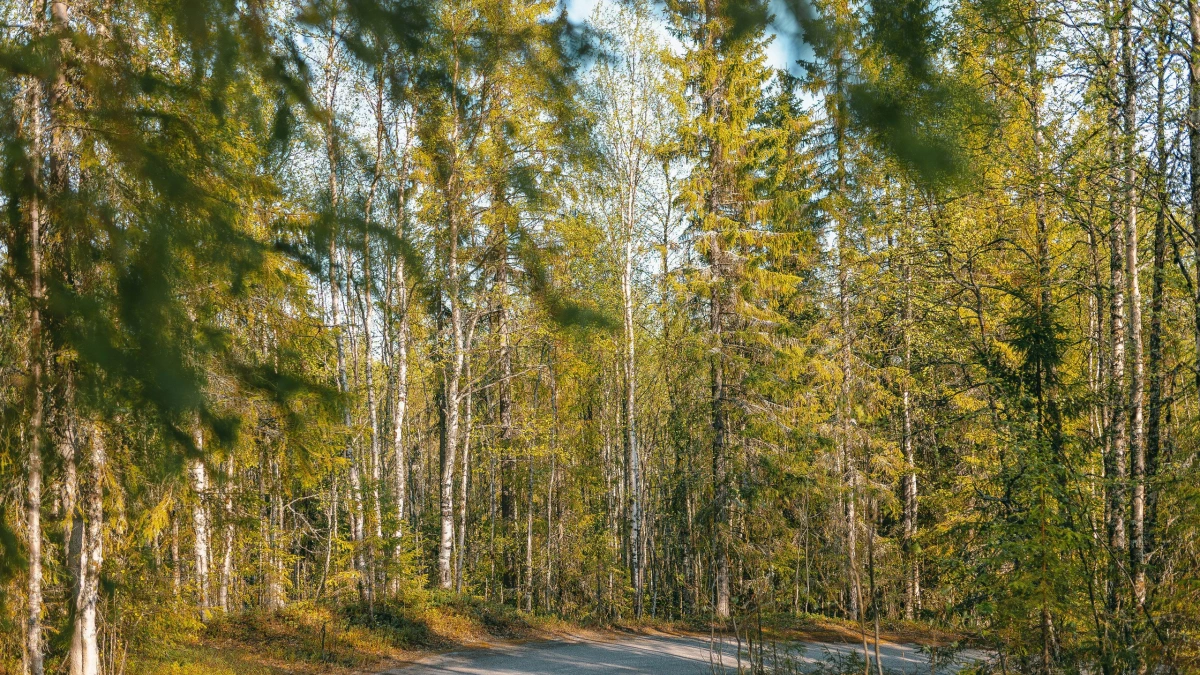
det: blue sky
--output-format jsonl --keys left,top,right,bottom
{"left": 562, "top": 0, "right": 804, "bottom": 74}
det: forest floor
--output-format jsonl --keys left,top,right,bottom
{"left": 126, "top": 599, "right": 967, "bottom": 675}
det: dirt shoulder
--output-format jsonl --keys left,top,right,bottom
{"left": 604, "top": 614, "right": 965, "bottom": 648}
{"left": 126, "top": 604, "right": 963, "bottom": 675}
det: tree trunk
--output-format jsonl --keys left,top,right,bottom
{"left": 171, "top": 509, "right": 181, "bottom": 596}
{"left": 322, "top": 18, "right": 367, "bottom": 605}
{"left": 340, "top": 255, "right": 369, "bottom": 607}
{"left": 869, "top": 501, "right": 883, "bottom": 675}
{"left": 63, "top": 422, "right": 83, "bottom": 675}
{"left": 545, "top": 400, "right": 557, "bottom": 613}
{"left": 60, "top": 406, "right": 83, "bottom": 671}
{"left": 1107, "top": 5, "right": 1129, "bottom": 621}
{"left": 191, "top": 430, "right": 212, "bottom": 612}
{"left": 1189, "top": 0, "right": 1200, "bottom": 398}
{"left": 22, "top": 70, "right": 47, "bottom": 675}
{"left": 456, "top": 358, "right": 474, "bottom": 593}
{"left": 902, "top": 251, "right": 919, "bottom": 621}
{"left": 362, "top": 266, "right": 384, "bottom": 545}
{"left": 219, "top": 456, "right": 235, "bottom": 613}
{"left": 363, "top": 75, "right": 386, "bottom": 554}
{"left": 72, "top": 423, "right": 105, "bottom": 675}
{"left": 45, "top": 0, "right": 74, "bottom": 660}
{"left": 1146, "top": 5, "right": 1169, "bottom": 598}
{"left": 319, "top": 478, "right": 337, "bottom": 600}
{"left": 1121, "top": 0, "right": 1147, "bottom": 610}
{"left": 711, "top": 254, "right": 730, "bottom": 620}
{"left": 832, "top": 41, "right": 858, "bottom": 622}
{"left": 623, "top": 173, "right": 643, "bottom": 617}
{"left": 525, "top": 444, "right": 535, "bottom": 612}
{"left": 269, "top": 459, "right": 286, "bottom": 610}
{"left": 497, "top": 237, "right": 516, "bottom": 596}
{"left": 438, "top": 194, "right": 464, "bottom": 590}
{"left": 392, "top": 251, "right": 410, "bottom": 554}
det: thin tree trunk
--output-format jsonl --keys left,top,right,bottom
{"left": 73, "top": 423, "right": 105, "bottom": 675}
{"left": 22, "top": 71, "right": 47, "bottom": 675}
{"left": 269, "top": 459, "right": 286, "bottom": 610}
{"left": 319, "top": 478, "right": 337, "bottom": 600}
{"left": 1146, "top": 4, "right": 1169, "bottom": 598}
{"left": 869, "top": 502, "right": 882, "bottom": 675}
{"left": 1189, "top": 0, "right": 1200, "bottom": 398}
{"left": 322, "top": 22, "right": 367, "bottom": 605}
{"left": 392, "top": 252, "right": 410, "bottom": 554}
{"left": 623, "top": 171, "right": 643, "bottom": 617}
{"left": 363, "top": 71, "right": 386, "bottom": 555}
{"left": 191, "top": 430, "right": 212, "bottom": 613}
{"left": 497, "top": 232, "right": 515, "bottom": 597}
{"left": 363, "top": 268, "right": 383, "bottom": 544}
{"left": 695, "top": 4, "right": 731, "bottom": 619}
{"left": 436, "top": 295, "right": 462, "bottom": 592}
{"left": 1121, "top": 0, "right": 1147, "bottom": 610}
{"left": 1107, "top": 2, "right": 1129, "bottom": 622}
{"left": 525, "top": 446, "right": 535, "bottom": 612}
{"left": 171, "top": 509, "right": 181, "bottom": 596}
{"left": 902, "top": 247, "right": 919, "bottom": 621}
{"left": 833, "top": 41, "right": 857, "bottom": 622}
{"left": 456, "top": 358, "right": 473, "bottom": 593}
{"left": 525, "top": 365, "right": 547, "bottom": 613}
{"left": 219, "top": 456, "right": 235, "bottom": 612}
{"left": 64, "top": 419, "right": 83, "bottom": 675}
{"left": 434, "top": 49, "right": 468, "bottom": 590}
{"left": 545, "top": 449, "right": 555, "bottom": 611}
{"left": 437, "top": 182, "right": 464, "bottom": 591}
{"left": 852, "top": 511, "right": 870, "bottom": 675}
{"left": 488, "top": 402, "right": 497, "bottom": 601}
{"left": 340, "top": 252, "right": 369, "bottom": 607}
{"left": 59, "top": 405, "right": 85, "bottom": 675}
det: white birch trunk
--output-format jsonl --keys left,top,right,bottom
{"left": 438, "top": 224, "right": 463, "bottom": 589}
{"left": 73, "top": 424, "right": 105, "bottom": 675}
{"left": 219, "top": 456, "right": 235, "bottom": 613}
{"left": 392, "top": 255, "right": 409, "bottom": 552}
{"left": 171, "top": 510, "right": 180, "bottom": 596}
{"left": 902, "top": 258, "right": 919, "bottom": 619}
{"left": 1121, "top": 0, "right": 1147, "bottom": 607}
{"left": 456, "top": 356, "right": 473, "bottom": 593}
{"left": 363, "top": 72, "right": 386, "bottom": 548}
{"left": 190, "top": 430, "right": 212, "bottom": 612}
{"left": 623, "top": 181, "right": 643, "bottom": 617}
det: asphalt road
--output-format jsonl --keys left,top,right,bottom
{"left": 387, "top": 634, "right": 989, "bottom": 674}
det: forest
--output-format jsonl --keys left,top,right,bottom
{"left": 1, "top": 0, "right": 1198, "bottom": 673}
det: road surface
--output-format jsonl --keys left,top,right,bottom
{"left": 387, "top": 634, "right": 989, "bottom": 674}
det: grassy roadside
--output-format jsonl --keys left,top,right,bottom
{"left": 127, "top": 603, "right": 963, "bottom": 675}
{"left": 126, "top": 597, "right": 563, "bottom": 675}
{"left": 609, "top": 612, "right": 967, "bottom": 647}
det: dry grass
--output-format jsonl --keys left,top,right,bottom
{"left": 127, "top": 601, "right": 964, "bottom": 675}
{"left": 126, "top": 597, "right": 553, "bottom": 675}
{"left": 608, "top": 611, "right": 965, "bottom": 647}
